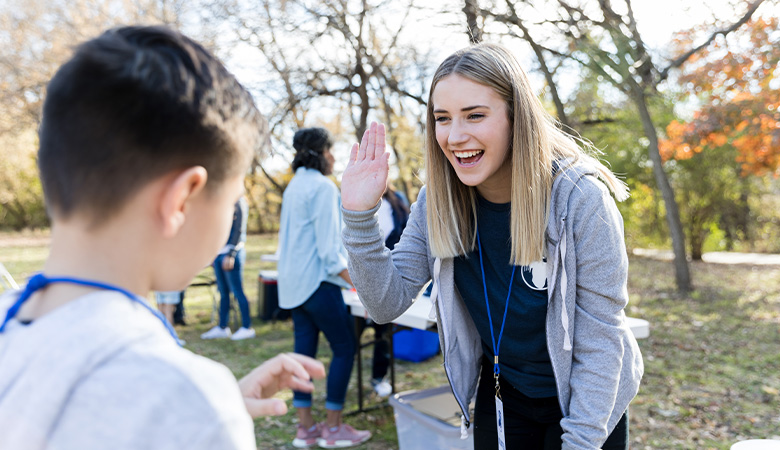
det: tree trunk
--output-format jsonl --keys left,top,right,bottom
{"left": 463, "top": 0, "right": 482, "bottom": 43}
{"left": 690, "top": 230, "right": 704, "bottom": 261}
{"left": 631, "top": 87, "right": 692, "bottom": 292}
{"left": 737, "top": 179, "right": 751, "bottom": 245}
{"left": 1, "top": 199, "right": 28, "bottom": 229}
{"left": 688, "top": 208, "right": 705, "bottom": 261}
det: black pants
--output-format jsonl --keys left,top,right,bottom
{"left": 355, "top": 318, "right": 390, "bottom": 380}
{"left": 172, "top": 291, "right": 186, "bottom": 325}
{"left": 473, "top": 358, "right": 629, "bottom": 450}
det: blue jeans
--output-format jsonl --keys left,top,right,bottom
{"left": 291, "top": 282, "right": 356, "bottom": 411}
{"left": 474, "top": 356, "right": 629, "bottom": 450}
{"left": 213, "top": 249, "right": 251, "bottom": 329}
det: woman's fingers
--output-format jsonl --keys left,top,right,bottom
{"left": 354, "top": 122, "right": 387, "bottom": 163}
{"left": 349, "top": 142, "right": 359, "bottom": 164}
{"left": 357, "top": 128, "right": 369, "bottom": 161}
{"left": 367, "top": 122, "right": 377, "bottom": 160}
{"left": 373, "top": 123, "right": 386, "bottom": 160}
{"left": 341, "top": 121, "right": 390, "bottom": 211}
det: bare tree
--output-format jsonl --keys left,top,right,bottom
{"left": 209, "top": 0, "right": 430, "bottom": 201}
{"left": 0, "top": 0, "right": 191, "bottom": 229}
{"left": 474, "top": 0, "right": 770, "bottom": 292}
{"left": 463, "top": 0, "right": 483, "bottom": 43}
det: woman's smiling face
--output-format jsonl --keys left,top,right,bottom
{"left": 432, "top": 74, "right": 512, "bottom": 203}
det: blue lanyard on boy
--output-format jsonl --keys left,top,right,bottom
{"left": 477, "top": 231, "right": 516, "bottom": 400}
{"left": 0, "top": 272, "right": 181, "bottom": 346}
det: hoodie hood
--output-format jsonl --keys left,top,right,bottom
{"left": 547, "top": 160, "right": 601, "bottom": 241}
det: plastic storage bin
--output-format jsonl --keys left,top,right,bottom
{"left": 389, "top": 385, "right": 474, "bottom": 450}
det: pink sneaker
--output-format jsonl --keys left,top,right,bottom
{"left": 317, "top": 423, "right": 371, "bottom": 448}
{"left": 292, "top": 423, "right": 322, "bottom": 448}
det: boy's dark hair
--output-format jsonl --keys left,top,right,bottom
{"left": 291, "top": 128, "right": 332, "bottom": 173}
{"left": 38, "top": 26, "right": 268, "bottom": 224}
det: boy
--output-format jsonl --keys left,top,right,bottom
{"left": 0, "top": 26, "right": 324, "bottom": 449}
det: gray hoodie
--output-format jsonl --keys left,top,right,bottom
{"left": 0, "top": 290, "right": 255, "bottom": 450}
{"left": 342, "top": 163, "right": 643, "bottom": 450}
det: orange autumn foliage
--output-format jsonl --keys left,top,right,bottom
{"left": 661, "top": 18, "right": 780, "bottom": 176}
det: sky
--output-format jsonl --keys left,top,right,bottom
{"left": 219, "top": 0, "right": 771, "bottom": 173}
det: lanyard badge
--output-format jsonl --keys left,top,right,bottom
{"left": 477, "top": 231, "right": 515, "bottom": 450}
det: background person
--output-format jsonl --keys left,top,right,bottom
{"left": 277, "top": 127, "right": 371, "bottom": 448}
{"left": 201, "top": 196, "right": 255, "bottom": 341}
{"left": 339, "top": 43, "right": 643, "bottom": 450}
{"left": 155, "top": 290, "right": 183, "bottom": 326}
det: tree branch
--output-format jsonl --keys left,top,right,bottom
{"left": 659, "top": 0, "right": 766, "bottom": 81}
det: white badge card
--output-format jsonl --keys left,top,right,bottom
{"left": 495, "top": 395, "right": 506, "bottom": 450}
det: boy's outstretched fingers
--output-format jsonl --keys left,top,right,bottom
{"left": 238, "top": 353, "right": 325, "bottom": 418}
{"left": 243, "top": 397, "right": 289, "bottom": 417}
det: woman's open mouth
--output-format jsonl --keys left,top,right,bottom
{"left": 453, "top": 149, "right": 484, "bottom": 166}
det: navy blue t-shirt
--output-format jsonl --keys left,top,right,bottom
{"left": 454, "top": 195, "right": 557, "bottom": 398}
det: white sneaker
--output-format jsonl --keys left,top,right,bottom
{"left": 200, "top": 326, "right": 231, "bottom": 339}
{"left": 231, "top": 327, "right": 256, "bottom": 341}
{"left": 372, "top": 379, "right": 392, "bottom": 398}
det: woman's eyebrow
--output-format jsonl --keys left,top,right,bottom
{"left": 433, "top": 105, "right": 490, "bottom": 114}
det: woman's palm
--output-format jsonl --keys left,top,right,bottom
{"left": 341, "top": 122, "right": 390, "bottom": 211}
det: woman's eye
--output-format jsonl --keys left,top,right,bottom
{"left": 468, "top": 113, "right": 485, "bottom": 120}
{"left": 434, "top": 116, "right": 450, "bottom": 123}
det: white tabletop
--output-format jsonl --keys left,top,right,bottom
{"left": 626, "top": 316, "right": 650, "bottom": 339}
{"left": 260, "top": 254, "right": 279, "bottom": 263}
{"left": 342, "top": 289, "right": 435, "bottom": 330}
{"left": 731, "top": 440, "right": 780, "bottom": 450}
{"left": 342, "top": 289, "right": 650, "bottom": 339}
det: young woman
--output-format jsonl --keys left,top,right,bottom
{"left": 277, "top": 127, "right": 371, "bottom": 448}
{"left": 340, "top": 43, "right": 643, "bottom": 450}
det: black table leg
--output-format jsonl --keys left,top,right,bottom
{"left": 354, "top": 316, "right": 364, "bottom": 413}
{"left": 389, "top": 324, "right": 395, "bottom": 394}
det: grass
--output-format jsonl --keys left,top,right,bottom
{"left": 1, "top": 231, "right": 778, "bottom": 449}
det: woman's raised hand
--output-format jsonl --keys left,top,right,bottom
{"left": 341, "top": 121, "right": 390, "bottom": 211}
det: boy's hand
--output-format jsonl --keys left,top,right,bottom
{"left": 238, "top": 353, "right": 325, "bottom": 418}
{"left": 341, "top": 121, "right": 389, "bottom": 211}
{"left": 222, "top": 255, "right": 235, "bottom": 271}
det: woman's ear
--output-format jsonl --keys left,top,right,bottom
{"left": 159, "top": 166, "right": 208, "bottom": 238}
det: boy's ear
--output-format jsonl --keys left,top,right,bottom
{"left": 160, "top": 166, "right": 208, "bottom": 238}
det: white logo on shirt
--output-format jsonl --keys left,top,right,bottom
{"left": 521, "top": 259, "right": 547, "bottom": 291}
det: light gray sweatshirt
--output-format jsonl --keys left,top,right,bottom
{"left": 0, "top": 290, "right": 255, "bottom": 450}
{"left": 342, "top": 163, "right": 643, "bottom": 450}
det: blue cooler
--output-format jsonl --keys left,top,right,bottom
{"left": 393, "top": 329, "right": 440, "bottom": 362}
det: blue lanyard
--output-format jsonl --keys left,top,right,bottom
{"left": 477, "top": 231, "right": 516, "bottom": 397}
{"left": 0, "top": 272, "right": 181, "bottom": 346}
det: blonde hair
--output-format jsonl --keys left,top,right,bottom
{"left": 425, "top": 43, "right": 628, "bottom": 265}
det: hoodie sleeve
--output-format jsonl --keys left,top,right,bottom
{"left": 341, "top": 187, "right": 432, "bottom": 324}
{"left": 560, "top": 177, "right": 631, "bottom": 450}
